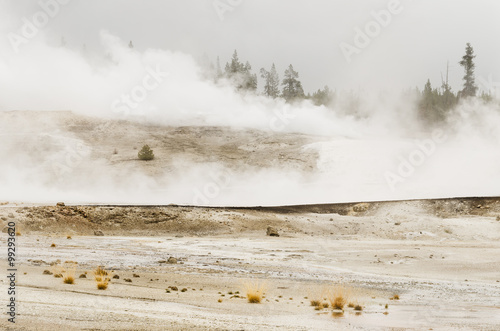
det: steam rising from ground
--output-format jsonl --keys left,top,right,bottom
{"left": 0, "top": 31, "right": 499, "bottom": 205}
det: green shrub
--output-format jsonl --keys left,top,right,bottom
{"left": 138, "top": 145, "right": 154, "bottom": 160}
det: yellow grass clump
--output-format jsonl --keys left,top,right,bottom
{"left": 62, "top": 262, "right": 77, "bottom": 284}
{"left": 243, "top": 281, "right": 266, "bottom": 304}
{"left": 327, "top": 284, "right": 352, "bottom": 310}
{"left": 93, "top": 266, "right": 111, "bottom": 290}
{"left": 307, "top": 287, "right": 329, "bottom": 310}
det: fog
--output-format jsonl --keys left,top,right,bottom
{"left": 0, "top": 1, "right": 499, "bottom": 205}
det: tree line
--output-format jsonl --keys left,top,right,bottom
{"left": 202, "top": 50, "right": 334, "bottom": 107}
{"left": 418, "top": 43, "right": 493, "bottom": 124}
{"left": 201, "top": 43, "right": 494, "bottom": 124}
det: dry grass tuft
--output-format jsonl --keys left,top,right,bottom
{"left": 354, "top": 304, "right": 363, "bottom": 311}
{"left": 391, "top": 294, "right": 400, "bottom": 300}
{"left": 93, "top": 266, "right": 111, "bottom": 290}
{"left": 61, "top": 262, "right": 77, "bottom": 285}
{"left": 243, "top": 281, "right": 266, "bottom": 304}
{"left": 64, "top": 276, "right": 75, "bottom": 284}
{"left": 308, "top": 287, "right": 329, "bottom": 310}
{"left": 310, "top": 300, "right": 321, "bottom": 307}
{"left": 50, "top": 243, "right": 56, "bottom": 247}
{"left": 327, "top": 284, "right": 351, "bottom": 310}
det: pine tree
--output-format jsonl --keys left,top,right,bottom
{"left": 459, "top": 43, "right": 477, "bottom": 98}
{"left": 281, "top": 64, "right": 304, "bottom": 102}
{"left": 138, "top": 145, "right": 154, "bottom": 160}
{"left": 216, "top": 56, "right": 223, "bottom": 81}
{"left": 311, "top": 85, "right": 334, "bottom": 106}
{"left": 260, "top": 63, "right": 280, "bottom": 98}
{"left": 224, "top": 50, "right": 257, "bottom": 91}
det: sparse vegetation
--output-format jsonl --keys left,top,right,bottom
{"left": 328, "top": 284, "right": 350, "bottom": 310}
{"left": 62, "top": 262, "right": 77, "bottom": 285}
{"left": 243, "top": 281, "right": 266, "bottom": 303}
{"left": 93, "top": 266, "right": 111, "bottom": 290}
{"left": 310, "top": 300, "right": 321, "bottom": 307}
{"left": 391, "top": 294, "right": 400, "bottom": 300}
{"left": 50, "top": 243, "right": 56, "bottom": 247}
{"left": 138, "top": 144, "right": 154, "bottom": 160}
{"left": 64, "top": 276, "right": 75, "bottom": 284}
{"left": 354, "top": 304, "right": 363, "bottom": 311}
{"left": 67, "top": 235, "right": 72, "bottom": 239}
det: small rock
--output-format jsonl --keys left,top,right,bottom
{"left": 32, "top": 260, "right": 46, "bottom": 266}
{"left": 158, "top": 260, "right": 167, "bottom": 264}
{"left": 1, "top": 217, "right": 7, "bottom": 221}
{"left": 167, "top": 257, "right": 177, "bottom": 264}
{"left": 43, "top": 270, "right": 53, "bottom": 275}
{"left": 56, "top": 202, "right": 65, "bottom": 207}
{"left": 496, "top": 216, "right": 500, "bottom": 221}
{"left": 113, "top": 274, "right": 120, "bottom": 279}
{"left": 8, "top": 213, "right": 14, "bottom": 218}
{"left": 133, "top": 273, "right": 140, "bottom": 278}
{"left": 266, "top": 226, "right": 279, "bottom": 237}
{"left": 79, "top": 274, "right": 86, "bottom": 278}
{"left": 124, "top": 278, "right": 132, "bottom": 282}
{"left": 94, "top": 230, "right": 104, "bottom": 236}
{"left": 394, "top": 222, "right": 401, "bottom": 226}
{"left": 169, "top": 286, "right": 178, "bottom": 291}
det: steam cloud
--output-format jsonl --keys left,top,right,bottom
{"left": 0, "top": 26, "right": 499, "bottom": 206}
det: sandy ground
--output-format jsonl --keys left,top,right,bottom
{"left": 1, "top": 199, "right": 500, "bottom": 330}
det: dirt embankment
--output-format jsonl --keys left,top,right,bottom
{"left": 4, "top": 197, "right": 500, "bottom": 237}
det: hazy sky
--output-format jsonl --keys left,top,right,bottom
{"left": 3, "top": 0, "right": 500, "bottom": 93}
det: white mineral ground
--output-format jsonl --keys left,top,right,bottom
{"left": 0, "top": 111, "right": 499, "bottom": 330}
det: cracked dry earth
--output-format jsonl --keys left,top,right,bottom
{"left": 1, "top": 197, "right": 500, "bottom": 330}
